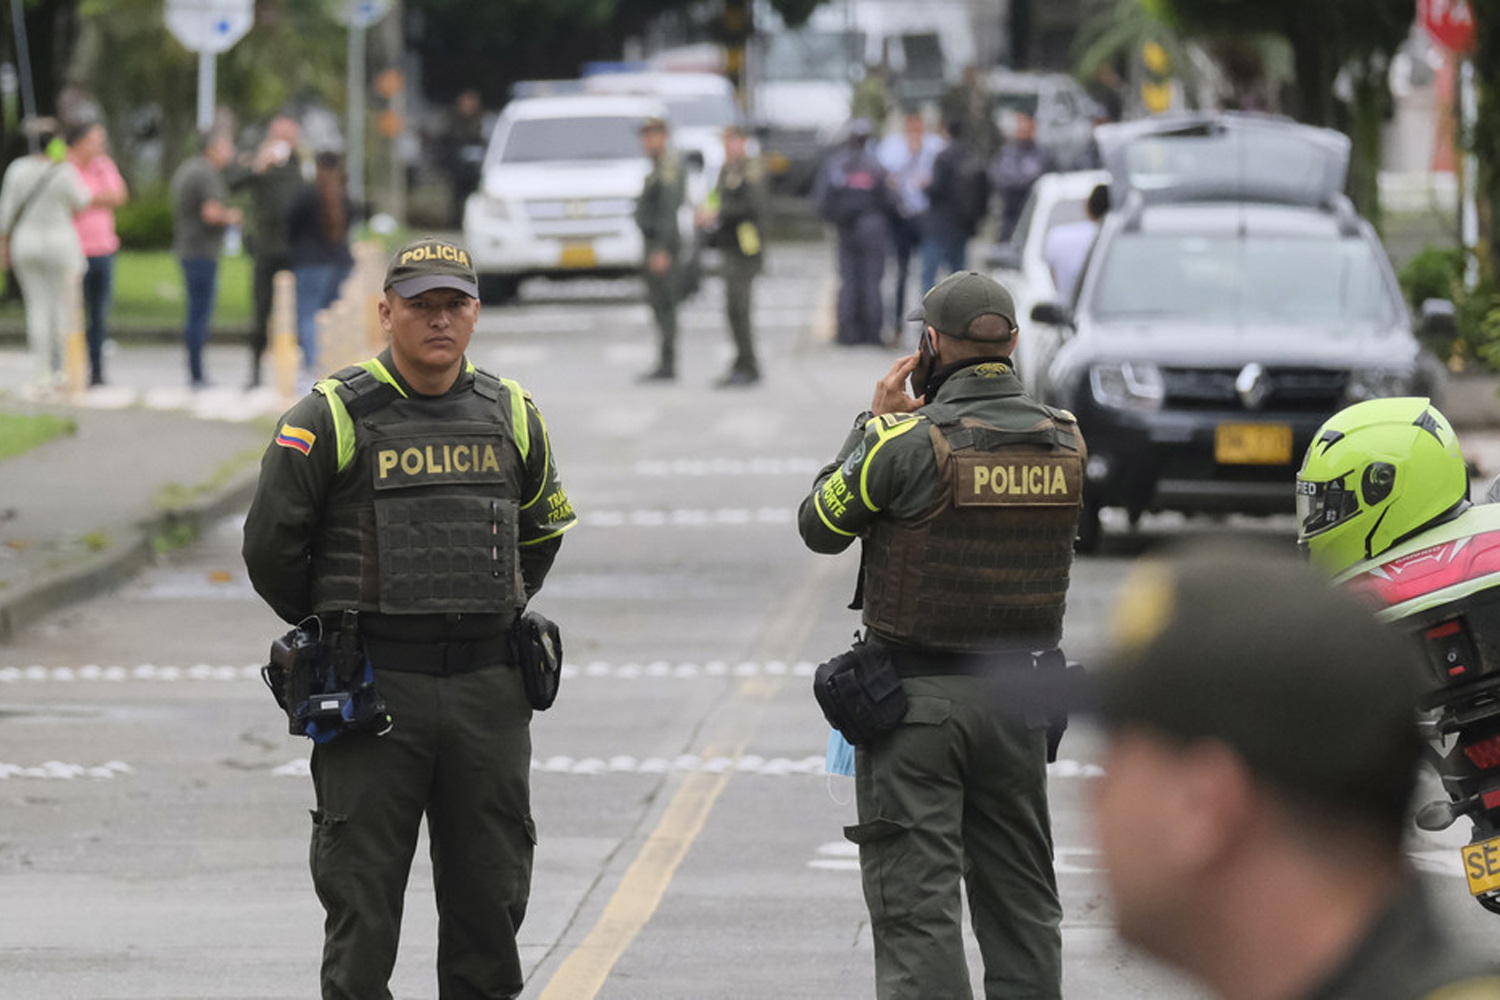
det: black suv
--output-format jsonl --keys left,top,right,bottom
{"left": 1024, "top": 114, "right": 1450, "bottom": 550}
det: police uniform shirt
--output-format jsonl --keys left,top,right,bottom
{"left": 243, "top": 348, "right": 576, "bottom": 627}
{"left": 798, "top": 361, "right": 1076, "bottom": 554}
{"left": 635, "top": 150, "right": 685, "bottom": 258}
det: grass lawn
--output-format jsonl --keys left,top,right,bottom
{"left": 1, "top": 252, "right": 253, "bottom": 327}
{"left": 0, "top": 412, "right": 77, "bottom": 462}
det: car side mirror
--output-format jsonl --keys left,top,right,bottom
{"left": 985, "top": 243, "right": 1023, "bottom": 271}
{"left": 1030, "top": 301, "right": 1073, "bottom": 328}
{"left": 1419, "top": 298, "right": 1458, "bottom": 340}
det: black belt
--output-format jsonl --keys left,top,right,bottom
{"left": 362, "top": 635, "right": 511, "bottom": 676}
{"left": 877, "top": 641, "right": 1044, "bottom": 679}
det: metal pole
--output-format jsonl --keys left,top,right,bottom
{"left": 1461, "top": 57, "right": 1479, "bottom": 289}
{"left": 348, "top": 23, "right": 367, "bottom": 205}
{"left": 9, "top": 0, "right": 37, "bottom": 152}
{"left": 197, "top": 50, "right": 216, "bottom": 133}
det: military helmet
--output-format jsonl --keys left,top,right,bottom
{"left": 1296, "top": 397, "right": 1467, "bottom": 575}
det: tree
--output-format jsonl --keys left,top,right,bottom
{"left": 1158, "top": 0, "right": 1412, "bottom": 227}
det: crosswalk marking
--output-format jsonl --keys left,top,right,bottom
{"left": 632, "top": 458, "right": 822, "bottom": 477}
{"left": 584, "top": 507, "right": 795, "bottom": 528}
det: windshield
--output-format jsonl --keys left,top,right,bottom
{"left": 499, "top": 117, "right": 643, "bottom": 163}
{"left": 763, "top": 31, "right": 861, "bottom": 82}
{"left": 1090, "top": 232, "right": 1394, "bottom": 326}
{"left": 666, "top": 94, "right": 737, "bottom": 129}
{"left": 994, "top": 92, "right": 1041, "bottom": 117}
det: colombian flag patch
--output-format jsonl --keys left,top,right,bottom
{"left": 275, "top": 424, "right": 316, "bottom": 455}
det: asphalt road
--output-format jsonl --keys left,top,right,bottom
{"left": 0, "top": 244, "right": 1491, "bottom": 999}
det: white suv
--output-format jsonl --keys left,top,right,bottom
{"left": 462, "top": 93, "right": 677, "bottom": 302}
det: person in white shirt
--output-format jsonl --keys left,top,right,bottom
{"left": 876, "top": 110, "right": 944, "bottom": 337}
{"left": 1041, "top": 183, "right": 1109, "bottom": 304}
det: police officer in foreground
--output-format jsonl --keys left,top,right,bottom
{"left": 1091, "top": 542, "right": 1500, "bottom": 1000}
{"left": 635, "top": 115, "right": 686, "bottom": 381}
{"left": 242, "top": 236, "right": 576, "bottom": 999}
{"left": 798, "top": 271, "right": 1085, "bottom": 998}
{"left": 696, "top": 123, "right": 768, "bottom": 387}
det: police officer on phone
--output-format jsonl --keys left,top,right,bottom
{"left": 797, "top": 270, "right": 1085, "bottom": 999}
{"left": 242, "top": 236, "right": 576, "bottom": 999}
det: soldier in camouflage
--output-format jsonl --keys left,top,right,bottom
{"left": 798, "top": 271, "right": 1084, "bottom": 999}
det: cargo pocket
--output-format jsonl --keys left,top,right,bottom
{"left": 901, "top": 695, "right": 950, "bottom": 728}
{"left": 308, "top": 809, "right": 349, "bottom": 903}
{"left": 843, "top": 815, "right": 911, "bottom": 924}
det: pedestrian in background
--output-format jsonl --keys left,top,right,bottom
{"left": 242, "top": 236, "right": 577, "bottom": 999}
{"left": 1040, "top": 182, "right": 1108, "bottom": 304}
{"left": 0, "top": 117, "right": 92, "bottom": 394}
{"left": 989, "top": 111, "right": 1057, "bottom": 243}
{"left": 1091, "top": 542, "right": 1500, "bottom": 1000}
{"left": 919, "top": 118, "right": 990, "bottom": 298}
{"left": 67, "top": 121, "right": 128, "bottom": 387}
{"left": 876, "top": 109, "right": 943, "bottom": 339}
{"left": 286, "top": 151, "right": 354, "bottom": 376}
{"left": 696, "top": 123, "right": 767, "bottom": 387}
{"left": 170, "top": 129, "right": 242, "bottom": 389}
{"left": 438, "top": 89, "right": 487, "bottom": 229}
{"left": 635, "top": 115, "right": 686, "bottom": 381}
{"left": 228, "top": 113, "right": 304, "bottom": 389}
{"left": 815, "top": 118, "right": 893, "bottom": 346}
{"left": 798, "top": 272, "right": 1084, "bottom": 999}
{"left": 939, "top": 66, "right": 999, "bottom": 163}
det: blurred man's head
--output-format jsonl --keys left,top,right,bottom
{"left": 1086, "top": 183, "right": 1110, "bottom": 222}
{"left": 639, "top": 116, "right": 668, "bottom": 156}
{"left": 268, "top": 114, "right": 300, "bottom": 146}
{"left": 1012, "top": 111, "right": 1037, "bottom": 143}
{"left": 902, "top": 110, "right": 925, "bottom": 146}
{"left": 203, "top": 129, "right": 235, "bottom": 167}
{"left": 1091, "top": 542, "right": 1422, "bottom": 969}
{"left": 722, "top": 124, "right": 747, "bottom": 160}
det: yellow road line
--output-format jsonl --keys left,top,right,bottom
{"left": 535, "top": 554, "right": 843, "bottom": 998}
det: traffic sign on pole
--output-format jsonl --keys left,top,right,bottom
{"left": 164, "top": 0, "right": 254, "bottom": 55}
{"left": 335, "top": 0, "right": 391, "bottom": 29}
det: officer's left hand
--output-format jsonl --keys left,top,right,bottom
{"left": 871, "top": 352, "right": 923, "bottom": 416}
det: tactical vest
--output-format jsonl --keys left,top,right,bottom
{"left": 861, "top": 409, "right": 1084, "bottom": 652}
{"left": 309, "top": 364, "right": 528, "bottom": 619}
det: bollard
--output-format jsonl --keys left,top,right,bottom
{"left": 63, "top": 273, "right": 87, "bottom": 397}
{"left": 270, "top": 270, "right": 300, "bottom": 399}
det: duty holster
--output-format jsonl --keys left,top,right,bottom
{"left": 261, "top": 610, "right": 392, "bottom": 743}
{"left": 511, "top": 609, "right": 563, "bottom": 711}
{"left": 1032, "top": 648, "right": 1086, "bottom": 764}
{"left": 813, "top": 639, "right": 909, "bottom": 746}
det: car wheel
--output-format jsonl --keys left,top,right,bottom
{"left": 479, "top": 275, "right": 520, "bottom": 304}
{"left": 1075, "top": 500, "right": 1103, "bottom": 554}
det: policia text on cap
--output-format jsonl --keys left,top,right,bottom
{"left": 242, "top": 237, "right": 577, "bottom": 999}
{"left": 797, "top": 271, "right": 1087, "bottom": 999}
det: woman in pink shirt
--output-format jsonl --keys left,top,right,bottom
{"left": 67, "top": 122, "right": 128, "bottom": 386}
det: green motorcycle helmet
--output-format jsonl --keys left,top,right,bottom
{"left": 1296, "top": 397, "right": 1468, "bottom": 575}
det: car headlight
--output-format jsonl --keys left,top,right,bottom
{"left": 478, "top": 195, "right": 509, "bottom": 221}
{"left": 1089, "top": 362, "right": 1165, "bottom": 412}
{"left": 1344, "top": 367, "right": 1413, "bottom": 404}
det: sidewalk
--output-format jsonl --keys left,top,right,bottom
{"left": 0, "top": 342, "right": 290, "bottom": 642}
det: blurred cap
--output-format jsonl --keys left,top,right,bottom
{"left": 384, "top": 237, "right": 480, "bottom": 299}
{"left": 639, "top": 115, "right": 668, "bottom": 134}
{"left": 848, "top": 117, "right": 873, "bottom": 137}
{"left": 906, "top": 271, "right": 1017, "bottom": 340}
{"left": 1093, "top": 541, "right": 1423, "bottom": 827}
{"left": 722, "top": 122, "right": 747, "bottom": 138}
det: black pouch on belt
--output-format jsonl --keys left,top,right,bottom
{"left": 511, "top": 609, "right": 563, "bottom": 711}
{"left": 813, "top": 640, "right": 908, "bottom": 746}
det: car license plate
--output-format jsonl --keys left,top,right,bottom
{"left": 1215, "top": 423, "right": 1292, "bottom": 464}
{"left": 558, "top": 243, "right": 595, "bottom": 268}
{"left": 1462, "top": 835, "right": 1500, "bottom": 896}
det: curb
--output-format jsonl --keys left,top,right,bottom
{"left": 0, "top": 464, "right": 263, "bottom": 644}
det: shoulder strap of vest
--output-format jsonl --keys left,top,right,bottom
{"left": 334, "top": 366, "right": 403, "bottom": 420}
{"left": 474, "top": 365, "right": 531, "bottom": 463}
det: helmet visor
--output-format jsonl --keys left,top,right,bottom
{"left": 1296, "top": 475, "right": 1359, "bottom": 539}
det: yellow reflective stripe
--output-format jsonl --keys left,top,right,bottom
{"left": 314, "top": 379, "right": 357, "bottom": 472}
{"left": 859, "top": 417, "right": 921, "bottom": 511}
{"left": 520, "top": 520, "right": 578, "bottom": 545}
{"left": 815, "top": 498, "right": 857, "bottom": 538}
{"left": 501, "top": 377, "right": 531, "bottom": 466}
{"left": 361, "top": 358, "right": 407, "bottom": 397}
